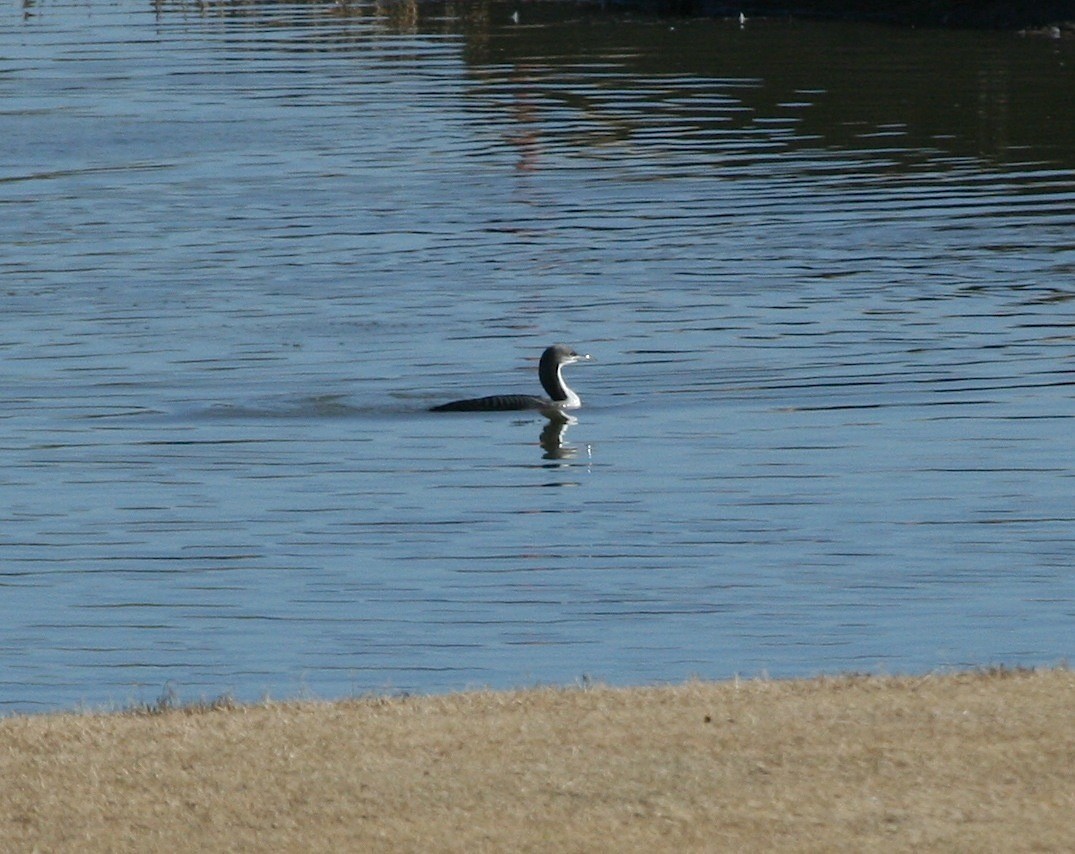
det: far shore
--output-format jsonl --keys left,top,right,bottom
{"left": 602, "top": 1, "right": 1075, "bottom": 31}
{"left": 2, "top": 666, "right": 1072, "bottom": 851}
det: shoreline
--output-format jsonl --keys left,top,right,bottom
{"left": 3, "top": 666, "right": 1071, "bottom": 851}
{"left": 597, "top": 1, "right": 1075, "bottom": 30}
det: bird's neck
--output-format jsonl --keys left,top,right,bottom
{"left": 540, "top": 362, "right": 580, "bottom": 408}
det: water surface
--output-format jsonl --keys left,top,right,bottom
{"left": 2, "top": 1, "right": 1073, "bottom": 712}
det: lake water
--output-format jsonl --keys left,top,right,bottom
{"left": 2, "top": 0, "right": 1073, "bottom": 712}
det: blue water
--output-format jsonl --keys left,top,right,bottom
{"left": 1, "top": 1, "right": 1073, "bottom": 712}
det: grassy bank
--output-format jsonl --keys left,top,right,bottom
{"left": 2, "top": 668, "right": 1072, "bottom": 852}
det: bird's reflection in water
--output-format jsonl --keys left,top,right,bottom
{"left": 539, "top": 412, "right": 580, "bottom": 461}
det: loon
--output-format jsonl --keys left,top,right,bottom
{"left": 430, "top": 344, "right": 591, "bottom": 413}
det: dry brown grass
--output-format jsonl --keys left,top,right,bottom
{"left": 1, "top": 668, "right": 1072, "bottom": 852}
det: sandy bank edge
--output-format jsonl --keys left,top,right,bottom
{"left": 2, "top": 667, "right": 1073, "bottom": 852}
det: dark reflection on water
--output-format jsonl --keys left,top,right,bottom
{"left": 1, "top": 0, "right": 1073, "bottom": 711}
{"left": 462, "top": 6, "right": 1075, "bottom": 168}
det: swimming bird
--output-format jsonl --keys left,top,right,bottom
{"left": 430, "top": 344, "right": 591, "bottom": 413}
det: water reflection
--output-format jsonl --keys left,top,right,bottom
{"left": 539, "top": 413, "right": 579, "bottom": 461}
{"left": 145, "top": 0, "right": 1075, "bottom": 169}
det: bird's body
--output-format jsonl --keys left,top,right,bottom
{"left": 430, "top": 344, "right": 590, "bottom": 413}
{"left": 430, "top": 393, "right": 551, "bottom": 412}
